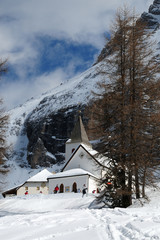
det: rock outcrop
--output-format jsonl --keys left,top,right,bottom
{"left": 149, "top": 0, "right": 160, "bottom": 15}
{"left": 26, "top": 105, "right": 88, "bottom": 168}
{"left": 140, "top": 12, "right": 159, "bottom": 30}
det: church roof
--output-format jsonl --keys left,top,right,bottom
{"left": 47, "top": 168, "right": 98, "bottom": 179}
{"left": 67, "top": 115, "right": 92, "bottom": 148}
{"left": 27, "top": 169, "right": 53, "bottom": 182}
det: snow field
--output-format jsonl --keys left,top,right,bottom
{"left": 1, "top": 190, "right": 160, "bottom": 239}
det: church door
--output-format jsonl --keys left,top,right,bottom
{"left": 72, "top": 182, "right": 77, "bottom": 193}
{"left": 60, "top": 184, "right": 64, "bottom": 193}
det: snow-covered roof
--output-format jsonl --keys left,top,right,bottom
{"left": 47, "top": 168, "right": 98, "bottom": 179}
{"left": 27, "top": 169, "right": 53, "bottom": 182}
{"left": 80, "top": 143, "right": 98, "bottom": 156}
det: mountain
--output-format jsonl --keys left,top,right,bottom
{"left": 1, "top": 61, "right": 106, "bottom": 191}
{"left": 96, "top": 0, "right": 160, "bottom": 64}
{"left": 2, "top": 0, "right": 160, "bottom": 192}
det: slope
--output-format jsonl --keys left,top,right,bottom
{"left": 0, "top": 187, "right": 160, "bottom": 239}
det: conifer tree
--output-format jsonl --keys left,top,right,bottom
{"left": 87, "top": 7, "right": 160, "bottom": 207}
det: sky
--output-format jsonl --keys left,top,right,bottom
{"left": 0, "top": 0, "right": 153, "bottom": 110}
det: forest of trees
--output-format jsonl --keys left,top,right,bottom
{"left": 0, "top": 59, "right": 8, "bottom": 185}
{"left": 87, "top": 7, "right": 160, "bottom": 208}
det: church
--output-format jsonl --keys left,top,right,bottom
{"left": 2, "top": 115, "right": 103, "bottom": 197}
{"left": 48, "top": 115, "right": 103, "bottom": 194}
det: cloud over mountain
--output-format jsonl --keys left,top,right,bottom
{"left": 0, "top": 0, "right": 152, "bottom": 109}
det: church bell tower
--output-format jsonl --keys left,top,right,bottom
{"left": 65, "top": 115, "right": 92, "bottom": 162}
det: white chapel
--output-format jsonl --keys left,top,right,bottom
{"left": 48, "top": 115, "right": 102, "bottom": 194}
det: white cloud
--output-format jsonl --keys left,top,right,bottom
{"left": 0, "top": 69, "right": 65, "bottom": 110}
{"left": 0, "top": 0, "right": 151, "bottom": 52}
{"left": 0, "top": 0, "right": 152, "bottom": 109}
{"left": 0, "top": 60, "right": 81, "bottom": 110}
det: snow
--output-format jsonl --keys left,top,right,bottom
{"left": 1, "top": 188, "right": 160, "bottom": 239}
{"left": 47, "top": 168, "right": 97, "bottom": 179}
{"left": 27, "top": 169, "right": 53, "bottom": 182}
{"left": 46, "top": 151, "right": 56, "bottom": 160}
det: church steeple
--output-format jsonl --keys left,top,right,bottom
{"left": 65, "top": 114, "right": 92, "bottom": 161}
{"left": 69, "top": 115, "right": 91, "bottom": 147}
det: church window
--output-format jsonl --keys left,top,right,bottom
{"left": 79, "top": 152, "right": 84, "bottom": 158}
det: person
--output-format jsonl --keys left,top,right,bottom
{"left": 25, "top": 191, "right": 28, "bottom": 195}
{"left": 54, "top": 185, "right": 59, "bottom": 194}
{"left": 82, "top": 184, "right": 87, "bottom": 197}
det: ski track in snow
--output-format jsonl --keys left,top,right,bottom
{"left": 1, "top": 190, "right": 160, "bottom": 240}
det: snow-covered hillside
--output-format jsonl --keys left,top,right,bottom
{"left": 3, "top": 62, "right": 105, "bottom": 192}
{"left": 1, "top": 188, "right": 160, "bottom": 240}
{"left": 7, "top": 62, "right": 102, "bottom": 155}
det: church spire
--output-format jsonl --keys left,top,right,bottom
{"left": 70, "top": 115, "right": 92, "bottom": 148}
{"left": 65, "top": 113, "right": 92, "bottom": 161}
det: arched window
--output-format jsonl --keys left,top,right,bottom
{"left": 72, "top": 182, "right": 77, "bottom": 193}
{"left": 60, "top": 184, "right": 64, "bottom": 193}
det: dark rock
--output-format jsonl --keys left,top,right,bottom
{"left": 140, "top": 12, "right": 159, "bottom": 30}
{"left": 149, "top": 0, "right": 160, "bottom": 15}
{"left": 153, "top": 0, "right": 160, "bottom": 5}
{"left": 149, "top": 5, "right": 160, "bottom": 15}
{"left": 25, "top": 105, "right": 88, "bottom": 168}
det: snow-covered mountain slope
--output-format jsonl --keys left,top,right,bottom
{"left": 2, "top": 61, "right": 105, "bottom": 191}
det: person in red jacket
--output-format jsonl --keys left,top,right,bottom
{"left": 54, "top": 185, "right": 59, "bottom": 194}
{"left": 25, "top": 191, "right": 28, "bottom": 195}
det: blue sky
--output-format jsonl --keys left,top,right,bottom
{"left": 0, "top": 0, "right": 152, "bottom": 109}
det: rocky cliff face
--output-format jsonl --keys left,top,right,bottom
{"left": 140, "top": 0, "right": 160, "bottom": 30}
{"left": 149, "top": 0, "right": 160, "bottom": 15}
{"left": 26, "top": 105, "right": 87, "bottom": 168}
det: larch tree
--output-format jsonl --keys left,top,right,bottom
{"left": 87, "top": 7, "right": 160, "bottom": 208}
{"left": 0, "top": 59, "right": 8, "bottom": 180}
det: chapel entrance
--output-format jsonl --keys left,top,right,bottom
{"left": 60, "top": 184, "right": 64, "bottom": 193}
{"left": 72, "top": 182, "right": 77, "bottom": 193}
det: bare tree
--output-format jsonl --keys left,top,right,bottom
{"left": 87, "top": 7, "right": 160, "bottom": 207}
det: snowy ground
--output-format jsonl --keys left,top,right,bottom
{"left": 0, "top": 190, "right": 160, "bottom": 240}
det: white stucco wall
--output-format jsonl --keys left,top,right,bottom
{"left": 49, "top": 175, "right": 89, "bottom": 194}
{"left": 65, "top": 142, "right": 80, "bottom": 162}
{"left": 64, "top": 146, "right": 102, "bottom": 178}
{"left": 88, "top": 177, "right": 99, "bottom": 193}
{"left": 49, "top": 175, "right": 99, "bottom": 194}
{"left": 17, "top": 182, "right": 49, "bottom": 195}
